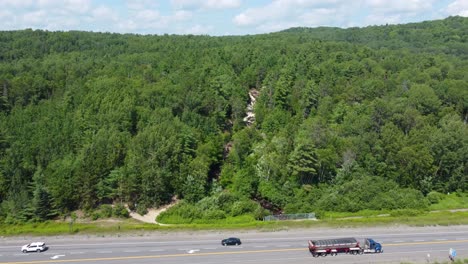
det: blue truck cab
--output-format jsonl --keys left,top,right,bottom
{"left": 366, "top": 238, "right": 383, "bottom": 253}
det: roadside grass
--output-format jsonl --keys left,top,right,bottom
{"left": 1, "top": 210, "right": 467, "bottom": 236}
{"left": 429, "top": 192, "right": 468, "bottom": 211}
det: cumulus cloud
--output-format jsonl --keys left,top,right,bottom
{"left": 125, "top": 0, "right": 159, "bottom": 10}
{"left": 37, "top": 0, "right": 92, "bottom": 14}
{"left": 183, "top": 24, "right": 214, "bottom": 34}
{"left": 446, "top": 0, "right": 468, "bottom": 17}
{"left": 171, "top": 0, "right": 241, "bottom": 10}
{"left": 0, "top": 0, "right": 463, "bottom": 35}
{"left": 92, "top": 6, "right": 118, "bottom": 22}
{"left": 365, "top": 0, "right": 435, "bottom": 14}
{"left": 233, "top": 0, "right": 351, "bottom": 29}
{"left": 173, "top": 10, "right": 193, "bottom": 21}
{"left": 0, "top": 0, "right": 34, "bottom": 8}
{"left": 233, "top": 0, "right": 445, "bottom": 33}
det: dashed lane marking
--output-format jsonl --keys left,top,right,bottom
{"left": 3, "top": 240, "right": 468, "bottom": 264}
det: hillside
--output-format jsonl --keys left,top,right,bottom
{"left": 0, "top": 17, "right": 467, "bottom": 224}
{"left": 281, "top": 16, "right": 468, "bottom": 57}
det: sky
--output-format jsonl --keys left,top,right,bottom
{"left": 1, "top": 0, "right": 467, "bottom": 36}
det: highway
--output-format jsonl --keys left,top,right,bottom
{"left": 1, "top": 225, "right": 467, "bottom": 264}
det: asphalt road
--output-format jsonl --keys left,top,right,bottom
{"left": 1, "top": 225, "right": 467, "bottom": 264}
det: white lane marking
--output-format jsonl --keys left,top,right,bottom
{"left": 394, "top": 240, "right": 404, "bottom": 242}
{"left": 124, "top": 250, "right": 140, "bottom": 253}
{"left": 203, "top": 247, "right": 217, "bottom": 250}
{"left": 50, "top": 255, "right": 65, "bottom": 260}
{"left": 414, "top": 240, "right": 425, "bottom": 242}
{"left": 187, "top": 249, "right": 200, "bottom": 254}
{"left": 4, "top": 230, "right": 466, "bottom": 250}
{"left": 150, "top": 249, "right": 165, "bottom": 252}
{"left": 97, "top": 251, "right": 112, "bottom": 253}
{"left": 69, "top": 252, "right": 84, "bottom": 254}
{"left": 0, "top": 230, "right": 468, "bottom": 248}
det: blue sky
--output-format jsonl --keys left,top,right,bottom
{"left": 1, "top": 0, "right": 467, "bottom": 36}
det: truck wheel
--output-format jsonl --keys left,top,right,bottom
{"left": 353, "top": 251, "right": 358, "bottom": 255}
{"left": 359, "top": 250, "right": 364, "bottom": 255}
{"left": 321, "top": 253, "right": 326, "bottom": 257}
{"left": 331, "top": 252, "right": 337, "bottom": 256}
{"left": 313, "top": 254, "right": 319, "bottom": 258}
{"left": 22, "top": 249, "right": 27, "bottom": 253}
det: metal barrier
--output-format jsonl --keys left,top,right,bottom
{"left": 263, "top": 213, "right": 316, "bottom": 221}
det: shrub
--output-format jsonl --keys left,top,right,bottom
{"left": 203, "top": 209, "right": 226, "bottom": 220}
{"left": 427, "top": 191, "right": 444, "bottom": 204}
{"left": 230, "top": 200, "right": 257, "bottom": 216}
{"left": 113, "top": 204, "right": 129, "bottom": 218}
{"left": 99, "top": 205, "right": 113, "bottom": 218}
{"left": 136, "top": 203, "right": 148, "bottom": 216}
{"left": 91, "top": 211, "right": 100, "bottom": 220}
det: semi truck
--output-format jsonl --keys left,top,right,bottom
{"left": 307, "top": 237, "right": 382, "bottom": 257}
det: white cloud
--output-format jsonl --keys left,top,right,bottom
{"left": 125, "top": 0, "right": 159, "bottom": 10}
{"left": 37, "top": 0, "right": 91, "bottom": 13}
{"left": 203, "top": 0, "right": 242, "bottom": 9}
{"left": 233, "top": 0, "right": 350, "bottom": 27}
{"left": 446, "top": 0, "right": 468, "bottom": 17}
{"left": 173, "top": 10, "right": 193, "bottom": 21}
{"left": 136, "top": 10, "right": 161, "bottom": 22}
{"left": 92, "top": 6, "right": 118, "bottom": 22}
{"left": 365, "top": 0, "right": 435, "bottom": 14}
{"left": 171, "top": 0, "right": 241, "bottom": 10}
{"left": 183, "top": 24, "right": 213, "bottom": 34}
{"left": 0, "top": 0, "right": 34, "bottom": 8}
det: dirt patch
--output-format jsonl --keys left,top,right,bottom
{"left": 129, "top": 198, "right": 179, "bottom": 225}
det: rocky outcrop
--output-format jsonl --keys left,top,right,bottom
{"left": 243, "top": 88, "right": 259, "bottom": 126}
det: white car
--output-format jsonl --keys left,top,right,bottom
{"left": 21, "top": 242, "right": 48, "bottom": 253}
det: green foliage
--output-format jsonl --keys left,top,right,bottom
{"left": 157, "top": 192, "right": 264, "bottom": 224}
{"left": 0, "top": 17, "right": 467, "bottom": 224}
{"left": 113, "top": 204, "right": 129, "bottom": 218}
{"left": 427, "top": 191, "right": 445, "bottom": 204}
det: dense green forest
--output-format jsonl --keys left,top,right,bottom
{"left": 0, "top": 16, "right": 467, "bottom": 224}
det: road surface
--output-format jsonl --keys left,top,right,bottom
{"left": 1, "top": 225, "right": 467, "bottom": 264}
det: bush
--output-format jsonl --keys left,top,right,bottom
{"left": 99, "top": 205, "right": 113, "bottom": 218}
{"left": 427, "top": 191, "right": 444, "bottom": 204}
{"left": 203, "top": 209, "right": 226, "bottom": 220}
{"left": 230, "top": 200, "right": 257, "bottom": 216}
{"left": 136, "top": 203, "right": 148, "bottom": 216}
{"left": 113, "top": 204, "right": 129, "bottom": 218}
{"left": 91, "top": 211, "right": 100, "bottom": 220}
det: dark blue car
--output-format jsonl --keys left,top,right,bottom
{"left": 221, "top": 237, "right": 241, "bottom": 246}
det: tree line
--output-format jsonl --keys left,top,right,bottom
{"left": 0, "top": 16, "right": 466, "bottom": 223}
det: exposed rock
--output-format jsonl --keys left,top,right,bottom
{"left": 243, "top": 88, "right": 259, "bottom": 126}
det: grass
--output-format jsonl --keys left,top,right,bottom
{"left": 1, "top": 209, "right": 467, "bottom": 236}
{"left": 1, "top": 194, "right": 466, "bottom": 236}
{"left": 429, "top": 193, "right": 468, "bottom": 211}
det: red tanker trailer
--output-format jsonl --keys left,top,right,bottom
{"left": 307, "top": 237, "right": 383, "bottom": 257}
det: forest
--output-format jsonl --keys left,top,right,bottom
{"left": 0, "top": 16, "right": 466, "bottom": 224}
